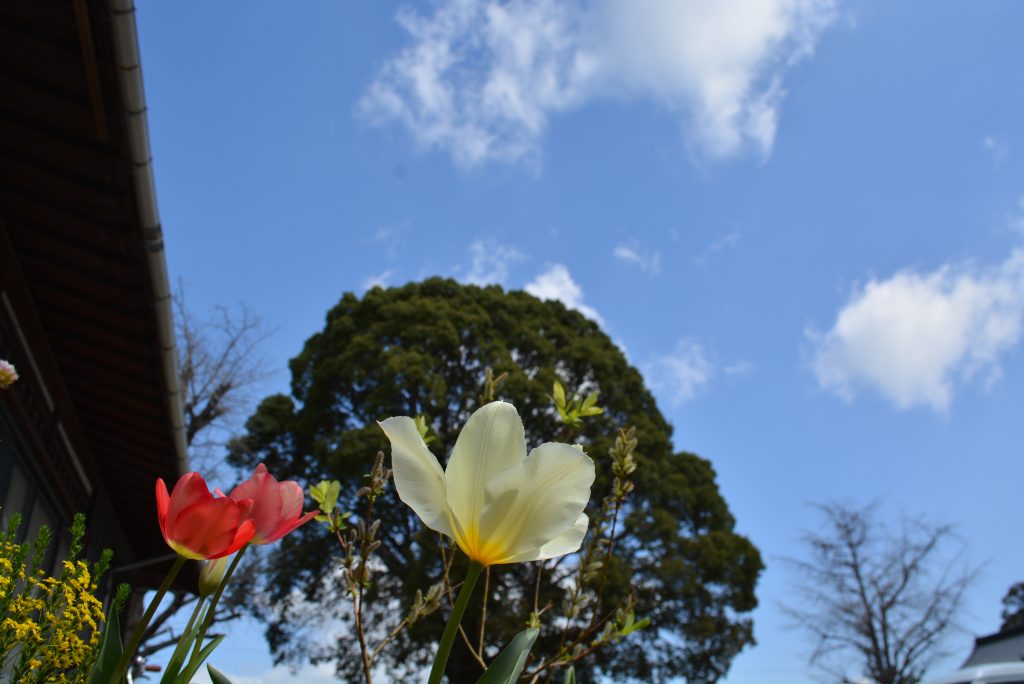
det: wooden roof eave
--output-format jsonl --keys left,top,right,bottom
{"left": 107, "top": 0, "right": 187, "bottom": 476}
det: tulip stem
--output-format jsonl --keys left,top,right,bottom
{"left": 109, "top": 554, "right": 187, "bottom": 684}
{"left": 429, "top": 560, "right": 484, "bottom": 684}
{"left": 185, "top": 544, "right": 249, "bottom": 672}
{"left": 159, "top": 596, "right": 206, "bottom": 684}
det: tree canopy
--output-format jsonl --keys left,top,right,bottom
{"left": 227, "top": 278, "right": 762, "bottom": 683}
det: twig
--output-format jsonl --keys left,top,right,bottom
{"left": 478, "top": 566, "right": 490, "bottom": 655}
{"left": 355, "top": 496, "right": 377, "bottom": 683}
{"left": 523, "top": 607, "right": 619, "bottom": 681}
{"left": 533, "top": 561, "right": 545, "bottom": 616}
{"left": 587, "top": 498, "right": 622, "bottom": 630}
{"left": 439, "top": 536, "right": 488, "bottom": 669}
{"left": 371, "top": 616, "right": 411, "bottom": 662}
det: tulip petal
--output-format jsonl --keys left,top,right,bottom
{"left": 379, "top": 416, "right": 454, "bottom": 538}
{"left": 228, "top": 464, "right": 270, "bottom": 503}
{"left": 444, "top": 402, "right": 526, "bottom": 541}
{"left": 170, "top": 497, "right": 251, "bottom": 559}
{"left": 477, "top": 442, "right": 594, "bottom": 563}
{"left": 223, "top": 518, "right": 256, "bottom": 558}
{"left": 259, "top": 508, "right": 319, "bottom": 545}
{"left": 156, "top": 479, "right": 170, "bottom": 521}
{"left": 167, "top": 472, "right": 213, "bottom": 523}
{"left": 252, "top": 481, "right": 308, "bottom": 543}
{"left": 501, "top": 514, "right": 589, "bottom": 564}
{"left": 156, "top": 478, "right": 171, "bottom": 545}
{"left": 276, "top": 481, "right": 305, "bottom": 521}
{"left": 230, "top": 465, "right": 276, "bottom": 538}
{"left": 230, "top": 464, "right": 311, "bottom": 544}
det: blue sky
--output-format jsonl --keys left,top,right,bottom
{"left": 135, "top": 1, "right": 1024, "bottom": 682}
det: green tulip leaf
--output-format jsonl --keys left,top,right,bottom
{"left": 475, "top": 628, "right": 539, "bottom": 684}
{"left": 175, "top": 634, "right": 225, "bottom": 684}
{"left": 88, "top": 600, "right": 124, "bottom": 684}
{"left": 207, "top": 664, "right": 235, "bottom": 684}
{"left": 160, "top": 603, "right": 209, "bottom": 684}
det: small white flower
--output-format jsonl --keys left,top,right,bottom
{"left": 0, "top": 360, "right": 18, "bottom": 390}
{"left": 380, "top": 401, "right": 594, "bottom": 566}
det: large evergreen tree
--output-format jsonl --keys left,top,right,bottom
{"left": 1000, "top": 582, "right": 1024, "bottom": 632}
{"left": 228, "top": 278, "right": 761, "bottom": 682}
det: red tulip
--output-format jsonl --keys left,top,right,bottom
{"left": 156, "top": 473, "right": 256, "bottom": 560}
{"left": 229, "top": 464, "right": 318, "bottom": 544}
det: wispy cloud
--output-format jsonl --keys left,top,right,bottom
{"left": 613, "top": 243, "right": 661, "bottom": 274}
{"left": 982, "top": 135, "right": 1009, "bottom": 167}
{"left": 524, "top": 263, "right": 603, "bottom": 324}
{"left": 364, "top": 222, "right": 407, "bottom": 258}
{"left": 806, "top": 249, "right": 1024, "bottom": 412}
{"left": 694, "top": 231, "right": 742, "bottom": 265}
{"left": 723, "top": 360, "right": 754, "bottom": 377}
{"left": 1011, "top": 195, "right": 1024, "bottom": 237}
{"left": 646, "top": 338, "right": 714, "bottom": 404}
{"left": 362, "top": 269, "right": 395, "bottom": 291}
{"left": 359, "top": 0, "right": 838, "bottom": 167}
{"left": 464, "top": 239, "right": 525, "bottom": 285}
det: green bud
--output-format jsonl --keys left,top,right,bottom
{"left": 199, "top": 556, "right": 231, "bottom": 598}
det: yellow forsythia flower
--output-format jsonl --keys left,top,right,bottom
{"left": 1, "top": 540, "right": 108, "bottom": 680}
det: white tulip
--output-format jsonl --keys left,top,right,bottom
{"left": 379, "top": 401, "right": 595, "bottom": 566}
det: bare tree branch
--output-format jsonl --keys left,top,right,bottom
{"left": 174, "top": 282, "right": 273, "bottom": 475}
{"left": 782, "top": 501, "right": 977, "bottom": 684}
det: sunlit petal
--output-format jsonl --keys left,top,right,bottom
{"left": 477, "top": 442, "right": 594, "bottom": 562}
{"left": 379, "top": 416, "right": 454, "bottom": 538}
{"left": 381, "top": 402, "right": 596, "bottom": 567}
{"left": 501, "top": 514, "right": 589, "bottom": 564}
{"left": 157, "top": 472, "right": 256, "bottom": 559}
{"left": 445, "top": 401, "right": 525, "bottom": 537}
{"left": 229, "top": 463, "right": 317, "bottom": 544}
{"left": 170, "top": 497, "right": 254, "bottom": 559}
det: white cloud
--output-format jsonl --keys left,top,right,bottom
{"left": 613, "top": 244, "right": 661, "bottom": 274}
{"left": 524, "top": 263, "right": 603, "bottom": 323}
{"left": 807, "top": 249, "right": 1024, "bottom": 412}
{"left": 362, "top": 268, "right": 394, "bottom": 291}
{"left": 646, "top": 338, "right": 714, "bottom": 403}
{"left": 465, "top": 239, "right": 525, "bottom": 285}
{"left": 359, "top": 0, "right": 838, "bottom": 167}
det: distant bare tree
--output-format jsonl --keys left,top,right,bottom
{"left": 174, "top": 283, "right": 272, "bottom": 474}
{"left": 784, "top": 502, "right": 977, "bottom": 684}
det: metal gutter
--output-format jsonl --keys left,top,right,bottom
{"left": 108, "top": 0, "right": 189, "bottom": 474}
